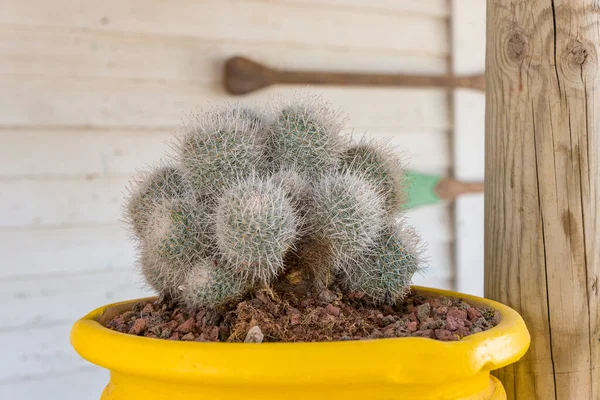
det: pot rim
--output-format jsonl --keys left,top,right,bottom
{"left": 70, "top": 285, "right": 530, "bottom": 386}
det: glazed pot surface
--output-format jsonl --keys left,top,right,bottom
{"left": 71, "top": 286, "right": 530, "bottom": 400}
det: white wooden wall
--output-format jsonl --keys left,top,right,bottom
{"left": 0, "top": 1, "right": 458, "bottom": 398}
{"left": 451, "top": 0, "right": 487, "bottom": 297}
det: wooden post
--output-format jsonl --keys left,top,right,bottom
{"left": 485, "top": 1, "right": 599, "bottom": 399}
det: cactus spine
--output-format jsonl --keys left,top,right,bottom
{"left": 310, "top": 171, "right": 385, "bottom": 267}
{"left": 340, "top": 138, "right": 407, "bottom": 212}
{"left": 268, "top": 92, "right": 346, "bottom": 178}
{"left": 178, "top": 105, "right": 269, "bottom": 196}
{"left": 342, "top": 221, "right": 426, "bottom": 304}
{"left": 181, "top": 259, "right": 247, "bottom": 309}
{"left": 215, "top": 174, "right": 300, "bottom": 285}
{"left": 124, "top": 164, "right": 188, "bottom": 236}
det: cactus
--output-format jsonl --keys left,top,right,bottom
{"left": 340, "top": 138, "right": 407, "bottom": 212}
{"left": 310, "top": 171, "right": 386, "bottom": 268}
{"left": 124, "top": 90, "right": 428, "bottom": 310}
{"left": 268, "top": 92, "right": 346, "bottom": 178}
{"left": 180, "top": 259, "right": 247, "bottom": 309}
{"left": 215, "top": 174, "right": 300, "bottom": 285}
{"left": 124, "top": 164, "right": 189, "bottom": 236}
{"left": 178, "top": 104, "right": 269, "bottom": 196}
{"left": 143, "top": 197, "right": 214, "bottom": 262}
{"left": 342, "top": 221, "right": 426, "bottom": 304}
{"left": 271, "top": 168, "right": 312, "bottom": 213}
{"left": 138, "top": 245, "right": 191, "bottom": 299}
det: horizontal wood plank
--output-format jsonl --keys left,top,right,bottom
{"left": 0, "top": 367, "right": 107, "bottom": 399}
{"left": 282, "top": 0, "right": 449, "bottom": 16}
{"left": 0, "top": 128, "right": 449, "bottom": 177}
{"left": 1, "top": 323, "right": 88, "bottom": 380}
{"left": 0, "top": 0, "right": 447, "bottom": 54}
{"left": 0, "top": 224, "right": 135, "bottom": 278}
{"left": 0, "top": 203, "right": 451, "bottom": 278}
{"left": 0, "top": 78, "right": 450, "bottom": 130}
{"left": 0, "top": 25, "right": 448, "bottom": 82}
{"left": 0, "top": 269, "right": 152, "bottom": 329}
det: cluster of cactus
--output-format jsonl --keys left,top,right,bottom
{"left": 125, "top": 91, "right": 426, "bottom": 309}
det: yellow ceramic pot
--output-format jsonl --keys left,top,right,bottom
{"left": 70, "top": 286, "right": 530, "bottom": 400}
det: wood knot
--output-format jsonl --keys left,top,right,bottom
{"left": 506, "top": 32, "right": 528, "bottom": 62}
{"left": 565, "top": 40, "right": 591, "bottom": 67}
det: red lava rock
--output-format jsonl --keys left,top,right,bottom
{"left": 467, "top": 308, "right": 482, "bottom": 321}
{"left": 181, "top": 333, "right": 195, "bottom": 341}
{"left": 255, "top": 291, "right": 270, "bottom": 305}
{"left": 407, "top": 321, "right": 418, "bottom": 332}
{"left": 142, "top": 303, "right": 154, "bottom": 314}
{"left": 347, "top": 291, "right": 365, "bottom": 300}
{"left": 369, "top": 329, "right": 383, "bottom": 339}
{"left": 429, "top": 298, "right": 442, "bottom": 308}
{"left": 416, "top": 303, "right": 431, "bottom": 322}
{"left": 162, "top": 320, "right": 179, "bottom": 331}
{"left": 383, "top": 328, "right": 396, "bottom": 338}
{"left": 455, "top": 327, "right": 470, "bottom": 337}
{"left": 447, "top": 308, "right": 468, "bottom": 321}
{"left": 318, "top": 289, "right": 337, "bottom": 304}
{"left": 177, "top": 318, "right": 196, "bottom": 334}
{"left": 381, "top": 315, "right": 396, "bottom": 326}
{"left": 421, "top": 317, "right": 445, "bottom": 330}
{"left": 412, "top": 329, "right": 433, "bottom": 338}
{"left": 325, "top": 304, "right": 340, "bottom": 317}
{"left": 408, "top": 312, "right": 417, "bottom": 322}
{"left": 128, "top": 318, "right": 146, "bottom": 335}
{"left": 445, "top": 316, "right": 465, "bottom": 331}
{"left": 470, "top": 326, "right": 483, "bottom": 334}
{"left": 290, "top": 314, "right": 301, "bottom": 326}
{"left": 160, "top": 328, "right": 171, "bottom": 339}
{"left": 435, "top": 306, "right": 448, "bottom": 316}
{"left": 208, "top": 326, "right": 220, "bottom": 341}
{"left": 434, "top": 329, "right": 457, "bottom": 341}
{"left": 195, "top": 310, "right": 206, "bottom": 322}
{"left": 168, "top": 332, "right": 180, "bottom": 341}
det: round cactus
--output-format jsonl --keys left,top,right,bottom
{"left": 340, "top": 138, "right": 407, "bottom": 212}
{"left": 138, "top": 244, "right": 192, "bottom": 299}
{"left": 215, "top": 174, "right": 300, "bottom": 285}
{"left": 271, "top": 168, "right": 312, "bottom": 213}
{"left": 310, "top": 171, "right": 386, "bottom": 268}
{"left": 124, "top": 164, "right": 189, "bottom": 237}
{"left": 180, "top": 259, "right": 247, "bottom": 309}
{"left": 178, "top": 104, "right": 269, "bottom": 196}
{"left": 342, "top": 221, "right": 426, "bottom": 304}
{"left": 268, "top": 92, "right": 346, "bottom": 178}
{"left": 143, "top": 197, "right": 214, "bottom": 262}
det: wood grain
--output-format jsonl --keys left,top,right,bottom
{"left": 0, "top": 367, "right": 106, "bottom": 400}
{"left": 0, "top": 0, "right": 447, "bottom": 54}
{"left": 0, "top": 25, "right": 447, "bottom": 82}
{"left": 0, "top": 269, "right": 150, "bottom": 329}
{"left": 485, "top": 1, "right": 600, "bottom": 398}
{"left": 0, "top": 78, "right": 449, "bottom": 130}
